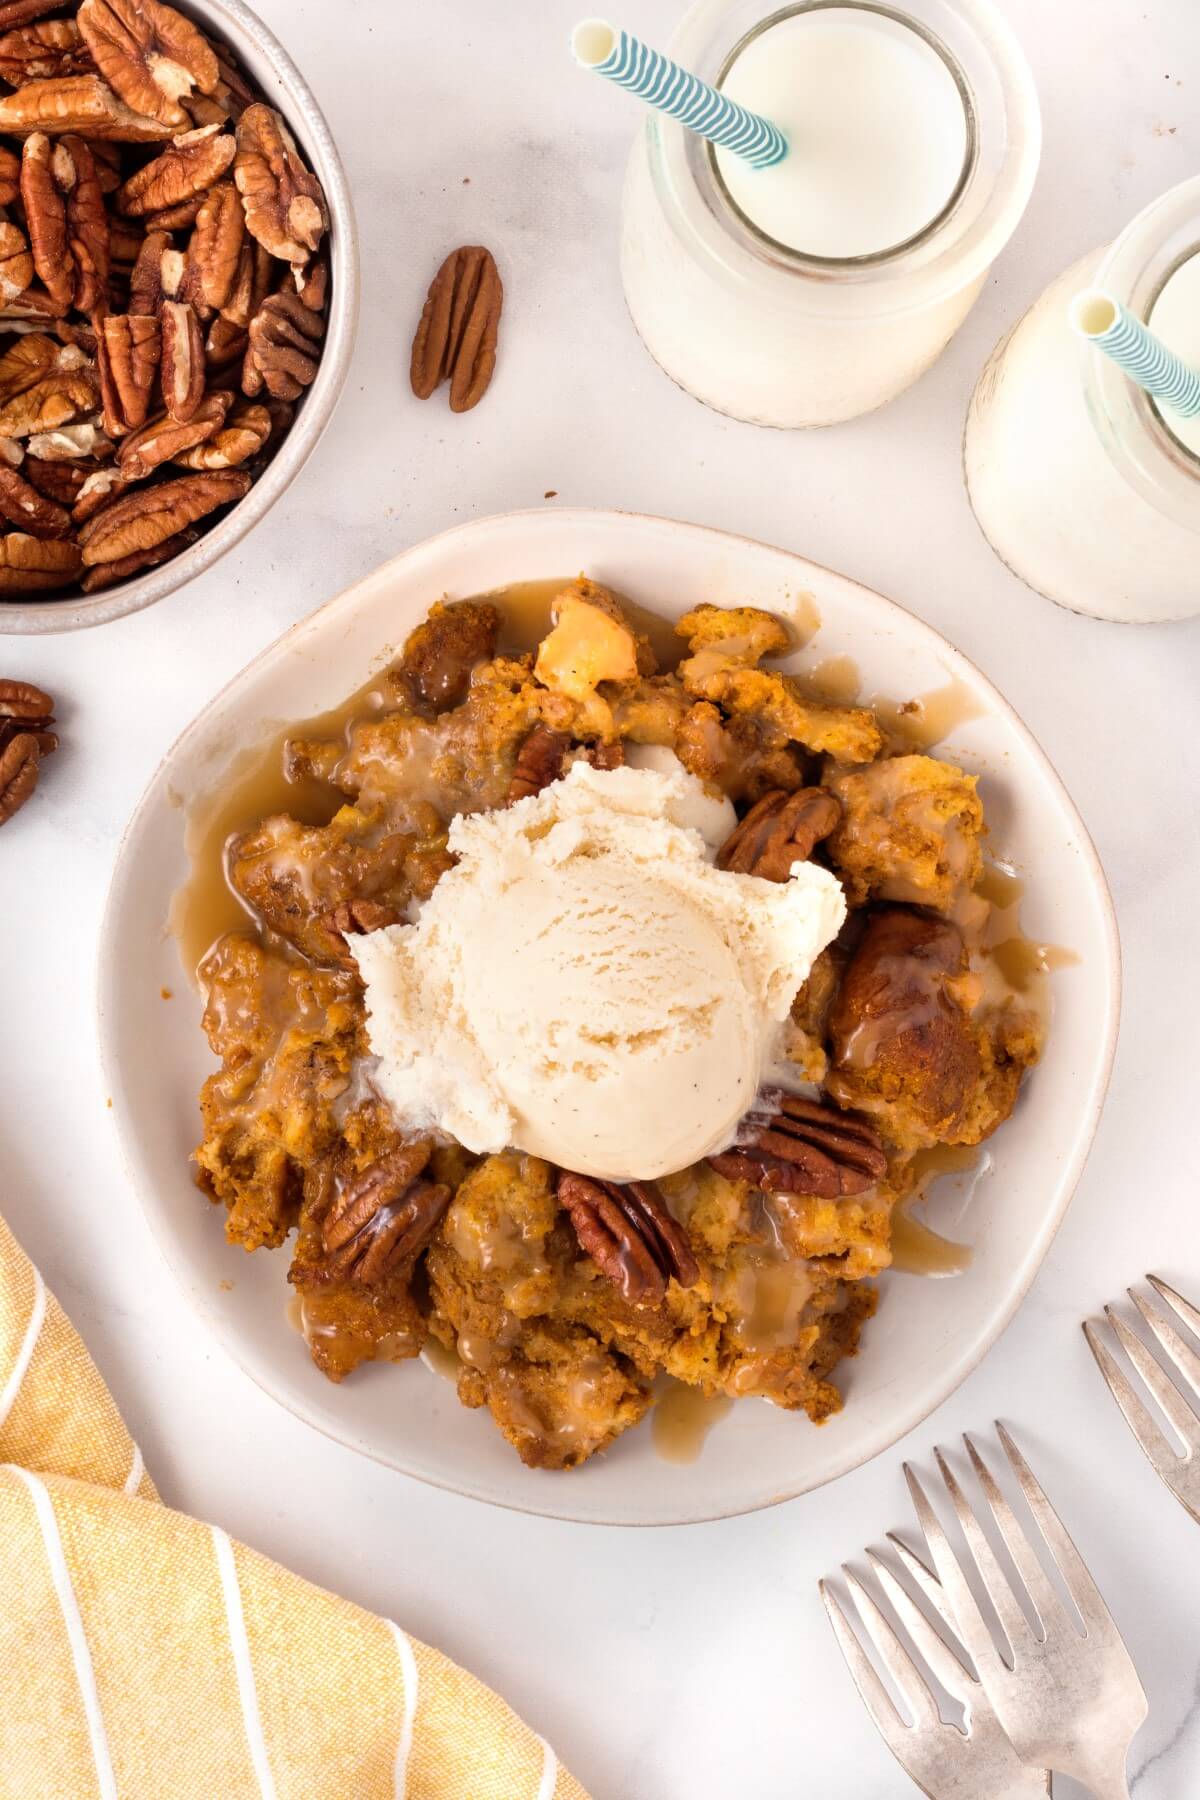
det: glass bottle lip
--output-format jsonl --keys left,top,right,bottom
{"left": 1085, "top": 175, "right": 1200, "bottom": 533}
{"left": 645, "top": 0, "right": 1042, "bottom": 322}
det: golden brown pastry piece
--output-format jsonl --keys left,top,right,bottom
{"left": 824, "top": 754, "right": 984, "bottom": 909}
{"left": 389, "top": 598, "right": 500, "bottom": 713}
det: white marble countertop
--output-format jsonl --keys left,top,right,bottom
{"left": 3, "top": 1, "right": 1200, "bottom": 1794}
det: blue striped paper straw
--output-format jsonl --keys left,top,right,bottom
{"left": 1070, "top": 288, "right": 1200, "bottom": 419}
{"left": 572, "top": 18, "right": 788, "bottom": 169}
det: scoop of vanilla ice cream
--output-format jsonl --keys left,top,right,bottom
{"left": 352, "top": 762, "right": 846, "bottom": 1181}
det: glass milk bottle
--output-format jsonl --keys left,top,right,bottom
{"left": 965, "top": 177, "right": 1200, "bottom": 622}
{"left": 619, "top": 0, "right": 1041, "bottom": 427}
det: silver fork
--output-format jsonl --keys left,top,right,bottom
{"left": 821, "top": 1535, "right": 1050, "bottom": 1797}
{"left": 906, "top": 1425, "right": 1147, "bottom": 1800}
{"left": 1084, "top": 1273, "right": 1200, "bottom": 1525}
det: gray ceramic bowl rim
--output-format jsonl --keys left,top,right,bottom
{"left": 0, "top": 0, "right": 359, "bottom": 636}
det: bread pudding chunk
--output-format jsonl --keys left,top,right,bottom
{"left": 189, "top": 581, "right": 1046, "bottom": 1470}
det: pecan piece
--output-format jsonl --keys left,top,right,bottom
{"left": 507, "top": 725, "right": 623, "bottom": 805}
{"left": 557, "top": 1172, "right": 699, "bottom": 1307}
{"left": 188, "top": 178, "right": 242, "bottom": 310}
{"left": 0, "top": 145, "right": 19, "bottom": 205}
{"left": 410, "top": 245, "right": 502, "bottom": 413}
{"left": 323, "top": 898, "right": 400, "bottom": 967}
{"left": 23, "top": 454, "right": 93, "bottom": 502}
{"left": 322, "top": 1143, "right": 449, "bottom": 1285}
{"left": 717, "top": 787, "right": 842, "bottom": 881}
{"left": 0, "top": 529, "right": 81, "bottom": 591}
{"left": 0, "top": 74, "right": 174, "bottom": 141}
{"left": 243, "top": 289, "right": 323, "bottom": 401}
{"left": 159, "top": 296, "right": 203, "bottom": 419}
{"left": 0, "top": 332, "right": 58, "bottom": 406}
{"left": 115, "top": 120, "right": 234, "bottom": 215}
{"left": 234, "top": 102, "right": 326, "bottom": 263}
{"left": 19, "top": 132, "right": 73, "bottom": 310}
{"left": 709, "top": 1092, "right": 888, "bottom": 1199}
{"left": 0, "top": 366, "right": 98, "bottom": 438}
{"left": 217, "top": 234, "right": 269, "bottom": 329}
{"left": 0, "top": 19, "right": 93, "bottom": 84}
{"left": 0, "top": 463, "right": 72, "bottom": 538}
{"left": 172, "top": 396, "right": 266, "bottom": 469}
{"left": 118, "top": 386, "right": 229, "bottom": 477}
{"left": 0, "top": 731, "right": 40, "bottom": 822}
{"left": 76, "top": 465, "right": 247, "bottom": 562}
{"left": 0, "top": 220, "right": 33, "bottom": 304}
{"left": 292, "top": 256, "right": 327, "bottom": 313}
{"left": 96, "top": 311, "right": 160, "bottom": 433}
{"left": 25, "top": 419, "right": 112, "bottom": 460}
{"left": 71, "top": 464, "right": 131, "bottom": 524}
{"left": 128, "top": 225, "right": 169, "bottom": 313}
{"left": 61, "top": 134, "right": 110, "bottom": 313}
{"left": 79, "top": 523, "right": 194, "bottom": 589}
{"left": 0, "top": 678, "right": 56, "bottom": 758}
{"left": 0, "top": 0, "right": 66, "bottom": 28}
{"left": 77, "top": 0, "right": 218, "bottom": 131}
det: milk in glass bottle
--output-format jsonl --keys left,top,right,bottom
{"left": 619, "top": 0, "right": 1041, "bottom": 426}
{"left": 965, "top": 176, "right": 1200, "bottom": 622}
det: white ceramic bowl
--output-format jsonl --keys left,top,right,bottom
{"left": 0, "top": 0, "right": 359, "bottom": 635}
{"left": 98, "top": 508, "right": 1119, "bottom": 1524}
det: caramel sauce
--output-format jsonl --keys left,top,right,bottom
{"left": 799, "top": 653, "right": 862, "bottom": 705}
{"left": 652, "top": 1382, "right": 734, "bottom": 1463}
{"left": 974, "top": 863, "right": 1025, "bottom": 910}
{"left": 990, "top": 937, "right": 1080, "bottom": 992}
{"left": 789, "top": 591, "right": 822, "bottom": 643}
{"left": 889, "top": 1207, "right": 972, "bottom": 1277}
{"left": 420, "top": 1338, "right": 462, "bottom": 1384}
{"left": 870, "top": 679, "right": 984, "bottom": 752}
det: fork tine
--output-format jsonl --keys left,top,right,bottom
{"left": 1130, "top": 1288, "right": 1200, "bottom": 1420}
{"left": 963, "top": 1432, "right": 1065, "bottom": 1637}
{"left": 904, "top": 1462, "right": 1010, "bottom": 1685}
{"left": 867, "top": 1550, "right": 974, "bottom": 1704}
{"left": 933, "top": 1445, "right": 1035, "bottom": 1654}
{"left": 844, "top": 1569, "right": 942, "bottom": 1728}
{"left": 819, "top": 1579, "right": 908, "bottom": 1744}
{"left": 1105, "top": 1306, "right": 1198, "bottom": 1454}
{"left": 1147, "top": 1273, "right": 1200, "bottom": 1340}
{"left": 995, "top": 1423, "right": 1113, "bottom": 1627}
{"left": 1084, "top": 1320, "right": 1179, "bottom": 1469}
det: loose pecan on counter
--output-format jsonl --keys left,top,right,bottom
{"left": 717, "top": 787, "right": 842, "bottom": 881}
{"left": 321, "top": 1144, "right": 451, "bottom": 1285}
{"left": 557, "top": 1172, "right": 699, "bottom": 1307}
{"left": 0, "top": 675, "right": 57, "bottom": 825}
{"left": 410, "top": 244, "right": 503, "bottom": 413}
{"left": 709, "top": 1093, "right": 887, "bottom": 1198}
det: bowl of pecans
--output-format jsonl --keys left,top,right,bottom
{"left": 0, "top": 0, "right": 358, "bottom": 634}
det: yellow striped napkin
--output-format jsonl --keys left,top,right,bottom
{"left": 0, "top": 1215, "right": 590, "bottom": 1800}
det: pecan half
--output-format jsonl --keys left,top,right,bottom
{"left": 0, "top": 74, "right": 174, "bottom": 141}
{"left": 23, "top": 454, "right": 92, "bottom": 502}
{"left": 717, "top": 787, "right": 842, "bottom": 881}
{"left": 62, "top": 134, "right": 110, "bottom": 313}
{"left": 96, "top": 311, "right": 160, "bottom": 433}
{"left": 79, "top": 523, "right": 194, "bottom": 589}
{"left": 70, "top": 463, "right": 132, "bottom": 524}
{"left": 410, "top": 244, "right": 502, "bottom": 413}
{"left": 188, "top": 178, "right": 242, "bottom": 310}
{"left": 242, "top": 289, "right": 323, "bottom": 401}
{"left": 76, "top": 464, "right": 247, "bottom": 562}
{"left": 293, "top": 255, "right": 326, "bottom": 313}
{"left": 0, "top": 19, "right": 93, "bottom": 84}
{"left": 507, "top": 725, "right": 623, "bottom": 805}
{"left": 172, "top": 396, "right": 265, "bottom": 469}
{"left": 0, "top": 332, "right": 58, "bottom": 406}
{"left": 217, "top": 234, "right": 269, "bottom": 330}
{"left": 557, "top": 1172, "right": 699, "bottom": 1307}
{"left": 322, "top": 1143, "right": 449, "bottom": 1284}
{"left": 0, "top": 677, "right": 56, "bottom": 758}
{"left": 116, "top": 120, "right": 234, "bottom": 215}
{"left": 0, "top": 730, "right": 39, "bottom": 822}
{"left": 19, "top": 132, "right": 73, "bottom": 310}
{"left": 0, "top": 463, "right": 72, "bottom": 537}
{"left": 0, "top": 529, "right": 81, "bottom": 591}
{"left": 0, "top": 145, "right": 19, "bottom": 205}
{"left": 234, "top": 102, "right": 326, "bottom": 263}
{"left": 118, "top": 385, "right": 229, "bottom": 476}
{"left": 159, "top": 296, "right": 202, "bottom": 419}
{"left": 709, "top": 1092, "right": 888, "bottom": 1198}
{"left": 77, "top": 0, "right": 218, "bottom": 130}
{"left": 0, "top": 219, "right": 33, "bottom": 304}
